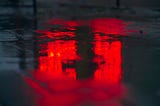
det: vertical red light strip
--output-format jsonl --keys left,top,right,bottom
{"left": 37, "top": 32, "right": 77, "bottom": 80}
{"left": 92, "top": 18, "right": 123, "bottom": 84}
{"left": 35, "top": 31, "right": 80, "bottom": 105}
{"left": 94, "top": 39, "right": 122, "bottom": 84}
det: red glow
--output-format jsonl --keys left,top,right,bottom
{"left": 93, "top": 34, "right": 122, "bottom": 84}
{"left": 36, "top": 17, "right": 123, "bottom": 86}
{"left": 24, "top": 18, "right": 128, "bottom": 106}
{"left": 90, "top": 18, "right": 129, "bottom": 36}
{"left": 36, "top": 40, "right": 78, "bottom": 81}
{"left": 33, "top": 39, "right": 81, "bottom": 106}
{"left": 36, "top": 30, "right": 75, "bottom": 38}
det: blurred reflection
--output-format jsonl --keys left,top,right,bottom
{"left": 37, "top": 40, "right": 78, "bottom": 80}
{"left": 94, "top": 39, "right": 122, "bottom": 84}
{"left": 33, "top": 27, "right": 80, "bottom": 106}
{"left": 91, "top": 18, "right": 123, "bottom": 84}
{"left": 25, "top": 18, "right": 127, "bottom": 106}
{"left": 35, "top": 25, "right": 79, "bottom": 81}
{"left": 90, "top": 18, "right": 129, "bottom": 36}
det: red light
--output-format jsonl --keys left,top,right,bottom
{"left": 36, "top": 30, "right": 75, "bottom": 38}
{"left": 25, "top": 18, "right": 128, "bottom": 106}
{"left": 37, "top": 40, "right": 78, "bottom": 80}
{"left": 93, "top": 32, "right": 122, "bottom": 84}
{"left": 90, "top": 18, "right": 129, "bottom": 36}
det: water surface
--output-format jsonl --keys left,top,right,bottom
{"left": 0, "top": 17, "right": 160, "bottom": 106}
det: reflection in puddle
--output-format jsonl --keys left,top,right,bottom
{"left": 37, "top": 40, "right": 78, "bottom": 80}
{"left": 94, "top": 40, "right": 122, "bottom": 84}
{"left": 91, "top": 18, "right": 129, "bottom": 35}
{"left": 25, "top": 18, "right": 130, "bottom": 106}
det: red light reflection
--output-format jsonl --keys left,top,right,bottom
{"left": 36, "top": 30, "right": 75, "bottom": 39}
{"left": 33, "top": 39, "right": 81, "bottom": 106}
{"left": 94, "top": 38, "right": 122, "bottom": 84}
{"left": 90, "top": 18, "right": 129, "bottom": 36}
{"left": 24, "top": 18, "right": 128, "bottom": 106}
{"left": 36, "top": 40, "right": 78, "bottom": 81}
{"left": 90, "top": 18, "right": 123, "bottom": 84}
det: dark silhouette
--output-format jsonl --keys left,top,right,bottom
{"left": 116, "top": 0, "right": 120, "bottom": 8}
{"left": 75, "top": 26, "right": 97, "bottom": 79}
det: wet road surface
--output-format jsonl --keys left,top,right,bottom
{"left": 0, "top": 8, "right": 160, "bottom": 106}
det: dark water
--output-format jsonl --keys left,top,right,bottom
{"left": 0, "top": 16, "right": 160, "bottom": 106}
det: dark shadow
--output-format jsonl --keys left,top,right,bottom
{"left": 75, "top": 26, "right": 97, "bottom": 79}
